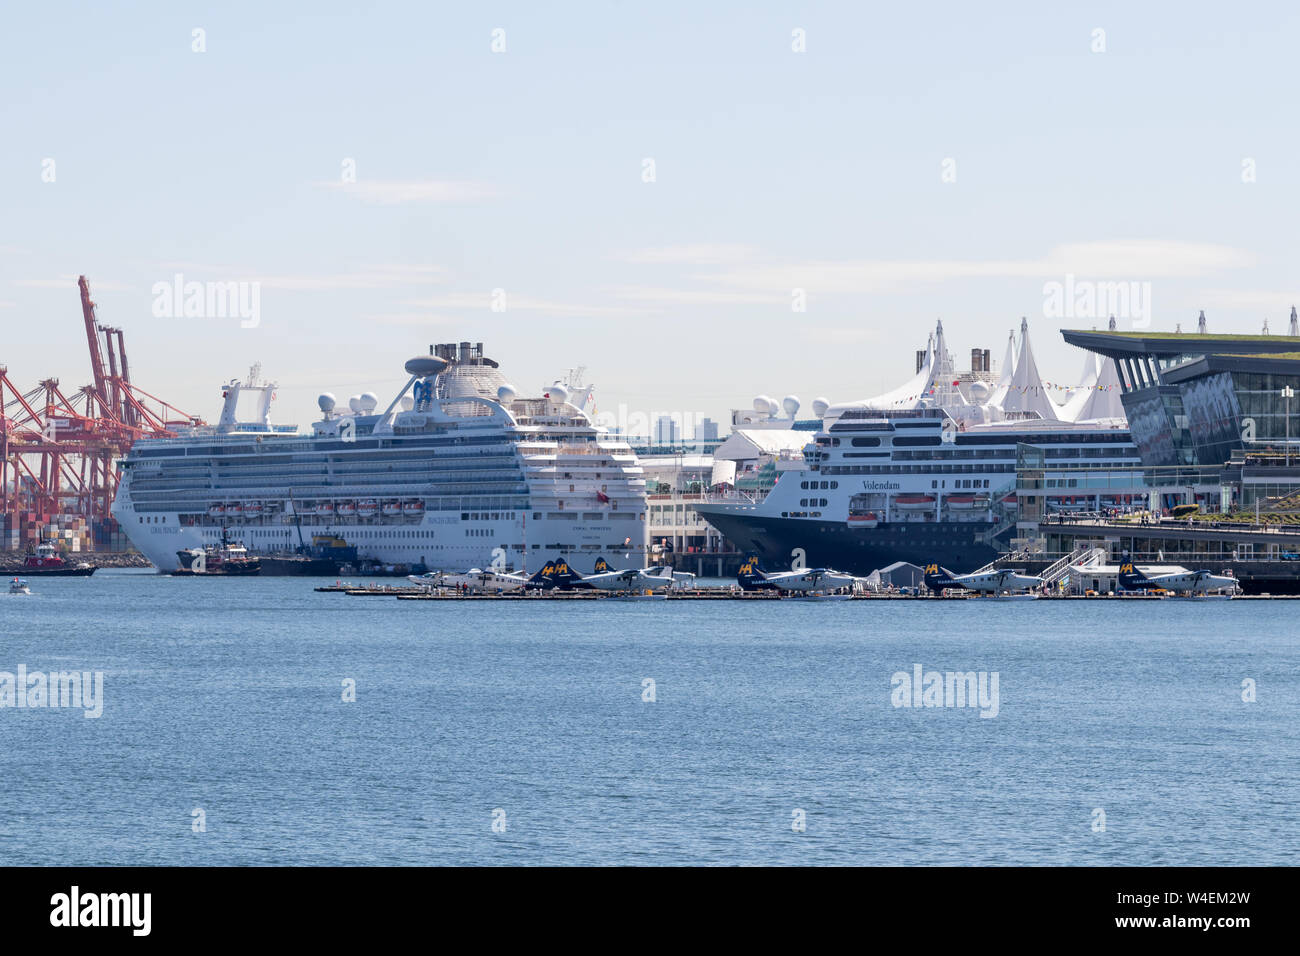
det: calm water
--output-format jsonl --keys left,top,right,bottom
{"left": 1, "top": 570, "right": 1296, "bottom": 866}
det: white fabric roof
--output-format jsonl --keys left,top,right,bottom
{"left": 825, "top": 320, "right": 968, "bottom": 414}
{"left": 998, "top": 317, "right": 1058, "bottom": 420}
{"left": 1059, "top": 354, "right": 1125, "bottom": 423}
{"left": 712, "top": 429, "right": 809, "bottom": 461}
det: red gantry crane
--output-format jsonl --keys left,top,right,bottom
{"left": 0, "top": 276, "right": 203, "bottom": 538}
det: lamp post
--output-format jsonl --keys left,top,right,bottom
{"left": 1284, "top": 385, "right": 1296, "bottom": 467}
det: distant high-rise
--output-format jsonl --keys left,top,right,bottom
{"left": 698, "top": 417, "right": 720, "bottom": 442}
{"left": 655, "top": 415, "right": 680, "bottom": 445}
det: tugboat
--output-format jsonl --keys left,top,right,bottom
{"left": 8, "top": 578, "right": 32, "bottom": 595}
{"left": 174, "top": 528, "right": 261, "bottom": 575}
{"left": 15, "top": 542, "right": 97, "bottom": 576}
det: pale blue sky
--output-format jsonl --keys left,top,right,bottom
{"left": 3, "top": 2, "right": 1299, "bottom": 432}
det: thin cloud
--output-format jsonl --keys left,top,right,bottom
{"left": 150, "top": 262, "right": 448, "bottom": 291}
{"left": 360, "top": 312, "right": 461, "bottom": 326}
{"left": 1195, "top": 289, "right": 1300, "bottom": 314}
{"left": 320, "top": 180, "right": 498, "bottom": 204}
{"left": 15, "top": 276, "right": 131, "bottom": 292}
{"left": 622, "top": 243, "right": 759, "bottom": 265}
{"left": 402, "top": 292, "right": 658, "bottom": 318}
{"left": 605, "top": 284, "right": 786, "bottom": 306}
{"left": 697, "top": 240, "right": 1256, "bottom": 294}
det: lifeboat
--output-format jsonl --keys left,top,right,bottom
{"left": 357, "top": 499, "right": 379, "bottom": 518}
{"left": 208, "top": 503, "right": 226, "bottom": 517}
{"left": 226, "top": 502, "right": 243, "bottom": 517}
{"left": 847, "top": 510, "right": 879, "bottom": 528}
{"left": 382, "top": 500, "right": 403, "bottom": 517}
{"left": 402, "top": 499, "right": 425, "bottom": 516}
{"left": 336, "top": 500, "right": 358, "bottom": 517}
{"left": 316, "top": 501, "right": 335, "bottom": 517}
{"left": 1000, "top": 494, "right": 1018, "bottom": 510}
{"left": 244, "top": 501, "right": 263, "bottom": 516}
{"left": 893, "top": 494, "right": 936, "bottom": 511}
{"left": 945, "top": 494, "right": 990, "bottom": 511}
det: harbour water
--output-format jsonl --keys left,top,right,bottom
{"left": 1, "top": 570, "right": 1296, "bottom": 866}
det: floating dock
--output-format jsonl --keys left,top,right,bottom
{"left": 312, "top": 585, "right": 1298, "bottom": 601}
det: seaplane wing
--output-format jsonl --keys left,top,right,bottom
{"left": 408, "top": 567, "right": 529, "bottom": 591}
{"left": 925, "top": 563, "right": 1043, "bottom": 593}
{"left": 737, "top": 555, "right": 863, "bottom": 593}
{"left": 1119, "top": 563, "right": 1237, "bottom": 594}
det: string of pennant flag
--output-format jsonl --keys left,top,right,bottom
{"left": 886, "top": 382, "right": 1120, "bottom": 404}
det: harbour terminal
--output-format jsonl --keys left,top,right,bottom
{"left": 8, "top": 280, "right": 1300, "bottom": 596}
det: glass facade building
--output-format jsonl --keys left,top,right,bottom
{"left": 1062, "top": 331, "right": 1300, "bottom": 469}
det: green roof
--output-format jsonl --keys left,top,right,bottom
{"left": 1065, "top": 329, "right": 1300, "bottom": 342}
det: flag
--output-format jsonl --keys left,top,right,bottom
{"left": 596, "top": 491, "right": 610, "bottom": 503}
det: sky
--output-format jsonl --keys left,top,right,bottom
{"left": 3, "top": 1, "right": 1300, "bottom": 436}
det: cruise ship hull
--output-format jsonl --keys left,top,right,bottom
{"left": 696, "top": 505, "right": 1006, "bottom": 576}
{"left": 113, "top": 509, "right": 640, "bottom": 576}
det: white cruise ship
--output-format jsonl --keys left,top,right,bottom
{"left": 112, "top": 342, "right": 648, "bottom": 572}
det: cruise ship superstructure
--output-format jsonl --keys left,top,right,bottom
{"left": 696, "top": 319, "right": 1146, "bottom": 572}
{"left": 112, "top": 343, "right": 648, "bottom": 572}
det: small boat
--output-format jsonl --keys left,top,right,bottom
{"left": 402, "top": 499, "right": 425, "bottom": 516}
{"left": 208, "top": 503, "right": 226, "bottom": 517}
{"left": 893, "top": 494, "right": 936, "bottom": 511}
{"left": 174, "top": 529, "right": 261, "bottom": 575}
{"left": 8, "top": 578, "right": 31, "bottom": 595}
{"left": 945, "top": 494, "right": 991, "bottom": 511}
{"left": 357, "top": 499, "right": 379, "bottom": 518}
{"left": 226, "top": 502, "right": 243, "bottom": 518}
{"left": 381, "top": 500, "right": 403, "bottom": 517}
{"left": 18, "top": 542, "right": 96, "bottom": 576}
{"left": 315, "top": 501, "right": 334, "bottom": 517}
{"left": 336, "top": 501, "right": 358, "bottom": 517}
{"left": 244, "top": 501, "right": 263, "bottom": 516}
{"left": 847, "top": 510, "right": 879, "bottom": 528}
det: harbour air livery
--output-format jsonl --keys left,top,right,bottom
{"left": 538, "top": 557, "right": 693, "bottom": 591}
{"left": 924, "top": 563, "right": 1043, "bottom": 595}
{"left": 737, "top": 554, "right": 868, "bottom": 594}
{"left": 1117, "top": 562, "right": 1238, "bottom": 596}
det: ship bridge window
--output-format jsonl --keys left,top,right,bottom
{"left": 851, "top": 437, "right": 881, "bottom": 447}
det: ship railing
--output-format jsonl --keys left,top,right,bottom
{"left": 697, "top": 489, "right": 764, "bottom": 505}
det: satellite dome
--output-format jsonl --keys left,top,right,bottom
{"left": 753, "top": 395, "right": 776, "bottom": 416}
{"left": 359, "top": 392, "right": 378, "bottom": 413}
{"left": 348, "top": 395, "right": 362, "bottom": 413}
{"left": 497, "top": 384, "right": 517, "bottom": 404}
{"left": 399, "top": 396, "right": 414, "bottom": 411}
{"left": 548, "top": 384, "right": 570, "bottom": 404}
{"left": 782, "top": 395, "right": 801, "bottom": 419}
{"left": 969, "top": 381, "right": 992, "bottom": 402}
{"left": 811, "top": 397, "right": 830, "bottom": 418}
{"left": 403, "top": 356, "right": 450, "bottom": 378}
{"left": 317, "top": 392, "right": 337, "bottom": 413}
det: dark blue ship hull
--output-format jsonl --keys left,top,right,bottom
{"left": 697, "top": 508, "right": 1009, "bottom": 575}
